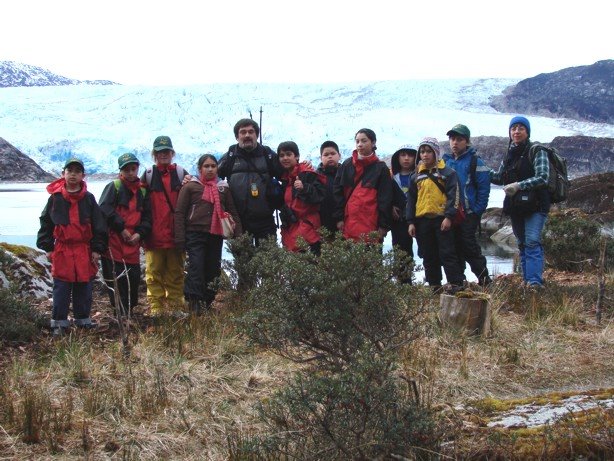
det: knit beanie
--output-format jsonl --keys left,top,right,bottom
{"left": 509, "top": 116, "right": 531, "bottom": 138}
{"left": 418, "top": 137, "right": 441, "bottom": 160}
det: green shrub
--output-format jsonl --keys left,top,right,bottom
{"left": 229, "top": 239, "right": 440, "bottom": 459}
{"left": 0, "top": 288, "right": 45, "bottom": 343}
{"left": 234, "top": 357, "right": 439, "bottom": 460}
{"left": 543, "top": 214, "right": 613, "bottom": 272}
{"left": 236, "top": 238, "right": 427, "bottom": 372}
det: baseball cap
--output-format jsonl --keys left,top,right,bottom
{"left": 118, "top": 152, "right": 140, "bottom": 169}
{"left": 153, "top": 135, "right": 174, "bottom": 152}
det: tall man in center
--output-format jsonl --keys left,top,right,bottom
{"left": 218, "top": 118, "right": 283, "bottom": 245}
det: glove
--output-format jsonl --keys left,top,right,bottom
{"left": 504, "top": 182, "right": 520, "bottom": 197}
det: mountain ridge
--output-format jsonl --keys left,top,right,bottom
{"left": 490, "top": 60, "right": 614, "bottom": 124}
{"left": 0, "top": 60, "right": 117, "bottom": 87}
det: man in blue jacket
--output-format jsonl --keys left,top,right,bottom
{"left": 443, "top": 124, "right": 492, "bottom": 286}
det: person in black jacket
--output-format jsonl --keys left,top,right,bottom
{"left": 390, "top": 145, "right": 417, "bottom": 283}
{"left": 316, "top": 140, "right": 341, "bottom": 239}
{"left": 217, "top": 119, "right": 283, "bottom": 246}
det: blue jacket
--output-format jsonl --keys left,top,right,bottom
{"left": 442, "top": 147, "right": 490, "bottom": 215}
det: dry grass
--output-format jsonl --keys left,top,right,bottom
{"left": 0, "top": 270, "right": 612, "bottom": 459}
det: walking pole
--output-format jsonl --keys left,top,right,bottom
{"left": 259, "top": 106, "right": 263, "bottom": 145}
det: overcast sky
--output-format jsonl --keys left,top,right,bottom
{"left": 2, "top": 0, "right": 611, "bottom": 86}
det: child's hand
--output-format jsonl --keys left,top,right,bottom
{"left": 293, "top": 179, "right": 304, "bottom": 191}
{"left": 441, "top": 217, "right": 452, "bottom": 231}
{"left": 127, "top": 233, "right": 140, "bottom": 245}
{"left": 121, "top": 229, "right": 131, "bottom": 241}
{"left": 408, "top": 224, "right": 416, "bottom": 237}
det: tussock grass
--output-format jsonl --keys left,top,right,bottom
{"left": 0, "top": 269, "right": 612, "bottom": 459}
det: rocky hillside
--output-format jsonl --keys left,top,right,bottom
{"left": 443, "top": 135, "right": 614, "bottom": 177}
{"left": 0, "top": 61, "right": 116, "bottom": 87}
{"left": 489, "top": 60, "right": 614, "bottom": 123}
{"left": 0, "top": 138, "right": 55, "bottom": 182}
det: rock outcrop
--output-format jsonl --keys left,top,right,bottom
{"left": 0, "top": 138, "right": 55, "bottom": 182}
{"left": 0, "top": 243, "right": 52, "bottom": 300}
{"left": 489, "top": 60, "right": 614, "bottom": 124}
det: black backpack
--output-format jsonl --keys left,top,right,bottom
{"left": 528, "top": 144, "right": 569, "bottom": 203}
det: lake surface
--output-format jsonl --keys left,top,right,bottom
{"left": 0, "top": 181, "right": 513, "bottom": 282}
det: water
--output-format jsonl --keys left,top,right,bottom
{"left": 0, "top": 181, "right": 513, "bottom": 282}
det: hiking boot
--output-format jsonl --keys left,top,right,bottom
{"left": 171, "top": 311, "right": 189, "bottom": 320}
{"left": 431, "top": 285, "right": 443, "bottom": 295}
{"left": 446, "top": 284, "right": 465, "bottom": 295}
{"left": 52, "top": 326, "right": 67, "bottom": 338}
{"left": 76, "top": 321, "right": 98, "bottom": 330}
{"left": 479, "top": 276, "right": 493, "bottom": 287}
{"left": 188, "top": 299, "right": 203, "bottom": 316}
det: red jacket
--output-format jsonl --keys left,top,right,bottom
{"left": 142, "top": 164, "right": 183, "bottom": 249}
{"left": 37, "top": 178, "right": 107, "bottom": 282}
{"left": 333, "top": 151, "right": 394, "bottom": 243}
{"left": 280, "top": 163, "right": 326, "bottom": 252}
{"left": 99, "top": 178, "right": 152, "bottom": 264}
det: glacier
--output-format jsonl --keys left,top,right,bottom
{"left": 1, "top": 78, "right": 613, "bottom": 175}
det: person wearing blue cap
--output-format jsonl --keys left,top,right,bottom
{"left": 491, "top": 116, "right": 550, "bottom": 289}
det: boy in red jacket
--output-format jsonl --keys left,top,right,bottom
{"left": 37, "top": 158, "right": 108, "bottom": 337}
{"left": 277, "top": 141, "right": 326, "bottom": 255}
{"left": 99, "top": 153, "right": 152, "bottom": 314}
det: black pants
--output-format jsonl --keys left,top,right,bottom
{"left": 391, "top": 219, "right": 413, "bottom": 283}
{"left": 243, "top": 215, "right": 277, "bottom": 247}
{"left": 184, "top": 231, "right": 223, "bottom": 305}
{"left": 415, "top": 217, "right": 465, "bottom": 286}
{"left": 101, "top": 257, "right": 141, "bottom": 312}
{"left": 454, "top": 213, "right": 490, "bottom": 283}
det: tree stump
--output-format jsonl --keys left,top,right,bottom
{"left": 439, "top": 294, "right": 491, "bottom": 336}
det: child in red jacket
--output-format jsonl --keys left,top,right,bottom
{"left": 277, "top": 141, "right": 326, "bottom": 255}
{"left": 99, "top": 153, "right": 152, "bottom": 314}
{"left": 37, "top": 158, "right": 108, "bottom": 337}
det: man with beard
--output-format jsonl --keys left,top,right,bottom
{"left": 218, "top": 118, "right": 282, "bottom": 246}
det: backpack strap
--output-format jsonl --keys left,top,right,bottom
{"left": 425, "top": 172, "right": 446, "bottom": 195}
{"left": 470, "top": 154, "right": 478, "bottom": 187}
{"left": 144, "top": 164, "right": 185, "bottom": 186}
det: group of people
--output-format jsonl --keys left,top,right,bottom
{"left": 37, "top": 115, "right": 550, "bottom": 336}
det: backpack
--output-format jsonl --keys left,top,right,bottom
{"left": 224, "top": 146, "right": 284, "bottom": 209}
{"left": 113, "top": 179, "right": 147, "bottom": 200}
{"left": 528, "top": 144, "right": 569, "bottom": 203}
{"left": 143, "top": 164, "right": 186, "bottom": 186}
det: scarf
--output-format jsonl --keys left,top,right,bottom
{"left": 201, "top": 176, "right": 224, "bottom": 236}
{"left": 351, "top": 150, "right": 379, "bottom": 185}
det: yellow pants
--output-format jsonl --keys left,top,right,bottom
{"left": 145, "top": 248, "right": 186, "bottom": 314}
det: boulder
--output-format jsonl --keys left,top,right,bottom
{"left": 0, "top": 243, "right": 52, "bottom": 300}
